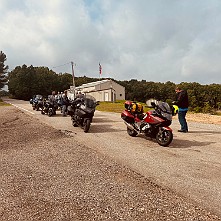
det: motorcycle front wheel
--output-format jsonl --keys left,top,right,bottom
{"left": 83, "top": 119, "right": 91, "bottom": 133}
{"left": 156, "top": 129, "right": 173, "bottom": 147}
{"left": 72, "top": 121, "right": 78, "bottom": 127}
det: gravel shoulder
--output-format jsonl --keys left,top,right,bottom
{"left": 1, "top": 105, "right": 221, "bottom": 220}
{"left": 179, "top": 112, "right": 221, "bottom": 125}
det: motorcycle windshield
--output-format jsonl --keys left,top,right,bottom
{"left": 157, "top": 101, "right": 172, "bottom": 121}
{"left": 83, "top": 95, "right": 97, "bottom": 108}
{"left": 36, "top": 95, "right": 43, "bottom": 100}
{"left": 84, "top": 99, "right": 96, "bottom": 108}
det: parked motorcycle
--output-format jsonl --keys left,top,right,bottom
{"left": 121, "top": 100, "right": 173, "bottom": 146}
{"left": 68, "top": 95, "right": 99, "bottom": 133}
{"left": 41, "top": 96, "right": 57, "bottom": 117}
{"left": 30, "top": 95, "right": 43, "bottom": 111}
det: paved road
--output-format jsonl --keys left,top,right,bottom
{"left": 4, "top": 98, "right": 221, "bottom": 217}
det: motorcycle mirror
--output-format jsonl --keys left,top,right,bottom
{"left": 151, "top": 102, "right": 156, "bottom": 107}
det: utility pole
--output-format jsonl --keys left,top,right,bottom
{"left": 71, "top": 61, "right": 76, "bottom": 97}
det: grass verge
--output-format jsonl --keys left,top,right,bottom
{"left": 0, "top": 98, "right": 11, "bottom": 107}
{"left": 96, "top": 100, "right": 150, "bottom": 113}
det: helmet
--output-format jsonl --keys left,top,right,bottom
{"left": 172, "top": 105, "right": 179, "bottom": 116}
{"left": 124, "top": 101, "right": 132, "bottom": 110}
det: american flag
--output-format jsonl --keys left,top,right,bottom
{"left": 99, "top": 63, "right": 102, "bottom": 75}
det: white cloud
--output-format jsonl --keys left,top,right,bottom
{"left": 0, "top": 0, "right": 221, "bottom": 84}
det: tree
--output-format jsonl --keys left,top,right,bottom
{"left": 8, "top": 65, "right": 60, "bottom": 100}
{"left": 58, "top": 73, "right": 73, "bottom": 92}
{"left": 0, "top": 51, "right": 9, "bottom": 90}
{"left": 8, "top": 65, "right": 37, "bottom": 100}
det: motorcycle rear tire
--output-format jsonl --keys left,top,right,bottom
{"left": 48, "top": 109, "right": 53, "bottom": 117}
{"left": 83, "top": 119, "right": 90, "bottom": 133}
{"left": 156, "top": 130, "right": 173, "bottom": 147}
{"left": 41, "top": 110, "right": 45, "bottom": 115}
{"left": 127, "top": 127, "right": 138, "bottom": 137}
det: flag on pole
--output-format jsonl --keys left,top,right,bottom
{"left": 99, "top": 63, "right": 102, "bottom": 75}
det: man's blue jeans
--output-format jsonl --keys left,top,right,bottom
{"left": 178, "top": 110, "right": 188, "bottom": 131}
{"left": 62, "top": 105, "right": 67, "bottom": 116}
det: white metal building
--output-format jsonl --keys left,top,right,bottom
{"left": 74, "top": 79, "right": 125, "bottom": 102}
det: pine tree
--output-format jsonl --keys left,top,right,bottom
{"left": 0, "top": 51, "right": 9, "bottom": 89}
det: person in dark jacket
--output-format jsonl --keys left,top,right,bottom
{"left": 61, "top": 90, "right": 69, "bottom": 116}
{"left": 49, "top": 91, "right": 57, "bottom": 105}
{"left": 173, "top": 87, "right": 189, "bottom": 132}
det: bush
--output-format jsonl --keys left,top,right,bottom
{"left": 0, "top": 90, "right": 9, "bottom": 97}
{"left": 193, "top": 106, "right": 202, "bottom": 113}
{"left": 202, "top": 102, "right": 213, "bottom": 113}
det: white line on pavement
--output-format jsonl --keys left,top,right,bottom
{"left": 6, "top": 102, "right": 35, "bottom": 115}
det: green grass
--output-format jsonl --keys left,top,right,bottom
{"left": 0, "top": 99, "right": 11, "bottom": 106}
{"left": 96, "top": 100, "right": 150, "bottom": 113}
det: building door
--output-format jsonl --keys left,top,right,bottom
{"left": 104, "top": 92, "right": 109, "bottom": 101}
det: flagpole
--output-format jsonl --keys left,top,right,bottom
{"left": 99, "top": 63, "right": 103, "bottom": 80}
{"left": 71, "top": 61, "right": 76, "bottom": 97}
{"left": 99, "top": 63, "right": 102, "bottom": 91}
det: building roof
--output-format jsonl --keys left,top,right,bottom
{"left": 76, "top": 79, "right": 112, "bottom": 89}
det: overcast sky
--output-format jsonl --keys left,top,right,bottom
{"left": 1, "top": 0, "right": 221, "bottom": 84}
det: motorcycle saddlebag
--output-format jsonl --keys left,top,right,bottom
{"left": 121, "top": 110, "right": 134, "bottom": 123}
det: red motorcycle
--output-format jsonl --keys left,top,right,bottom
{"left": 121, "top": 100, "right": 173, "bottom": 146}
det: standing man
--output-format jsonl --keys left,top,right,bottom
{"left": 174, "top": 86, "right": 189, "bottom": 133}
{"left": 48, "top": 91, "right": 57, "bottom": 115}
{"left": 61, "top": 90, "right": 69, "bottom": 116}
{"left": 49, "top": 91, "right": 57, "bottom": 105}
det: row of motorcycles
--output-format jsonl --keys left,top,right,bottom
{"left": 30, "top": 94, "right": 176, "bottom": 146}
{"left": 30, "top": 95, "right": 57, "bottom": 116}
{"left": 30, "top": 94, "right": 99, "bottom": 133}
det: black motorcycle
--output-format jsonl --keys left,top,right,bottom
{"left": 41, "top": 96, "right": 57, "bottom": 117}
{"left": 30, "top": 95, "right": 43, "bottom": 111}
{"left": 68, "top": 95, "right": 99, "bottom": 132}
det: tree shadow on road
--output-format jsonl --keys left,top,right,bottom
{"left": 89, "top": 124, "right": 125, "bottom": 133}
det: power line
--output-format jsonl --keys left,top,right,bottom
{"left": 52, "top": 62, "right": 71, "bottom": 69}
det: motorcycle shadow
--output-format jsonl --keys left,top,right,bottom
{"left": 169, "top": 139, "right": 215, "bottom": 148}
{"left": 187, "top": 130, "right": 221, "bottom": 134}
{"left": 42, "top": 112, "right": 64, "bottom": 117}
{"left": 92, "top": 117, "right": 118, "bottom": 123}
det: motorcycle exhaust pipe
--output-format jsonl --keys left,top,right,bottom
{"left": 123, "top": 121, "right": 139, "bottom": 133}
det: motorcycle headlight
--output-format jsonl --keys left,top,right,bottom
{"left": 80, "top": 104, "right": 86, "bottom": 110}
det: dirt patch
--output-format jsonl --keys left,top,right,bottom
{"left": 173, "top": 112, "right": 221, "bottom": 125}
